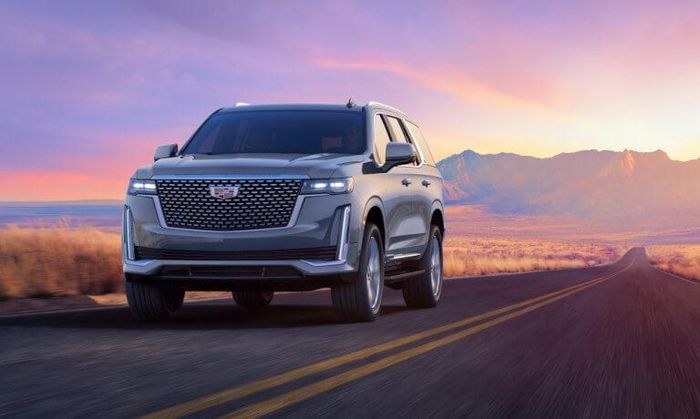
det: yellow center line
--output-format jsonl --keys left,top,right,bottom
{"left": 225, "top": 264, "right": 631, "bottom": 418}
{"left": 145, "top": 262, "right": 632, "bottom": 419}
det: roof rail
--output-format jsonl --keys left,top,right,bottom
{"left": 366, "top": 101, "right": 405, "bottom": 114}
{"left": 234, "top": 102, "right": 250, "bottom": 107}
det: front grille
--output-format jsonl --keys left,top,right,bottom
{"left": 156, "top": 178, "right": 303, "bottom": 231}
{"left": 135, "top": 246, "right": 338, "bottom": 261}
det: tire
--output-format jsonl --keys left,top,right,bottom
{"left": 125, "top": 278, "right": 185, "bottom": 321}
{"left": 332, "top": 223, "right": 384, "bottom": 322}
{"left": 232, "top": 291, "right": 274, "bottom": 308}
{"left": 403, "top": 225, "right": 443, "bottom": 308}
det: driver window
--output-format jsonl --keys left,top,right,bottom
{"left": 373, "top": 114, "right": 391, "bottom": 165}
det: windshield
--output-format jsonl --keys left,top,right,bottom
{"left": 182, "top": 111, "right": 366, "bottom": 155}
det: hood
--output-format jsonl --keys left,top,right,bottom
{"left": 133, "top": 153, "right": 365, "bottom": 179}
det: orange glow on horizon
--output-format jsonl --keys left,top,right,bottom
{"left": 2, "top": 171, "right": 127, "bottom": 201}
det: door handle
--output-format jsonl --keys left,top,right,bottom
{"left": 401, "top": 178, "right": 412, "bottom": 186}
{"left": 422, "top": 180, "right": 431, "bottom": 187}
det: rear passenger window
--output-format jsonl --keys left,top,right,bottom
{"left": 386, "top": 117, "right": 409, "bottom": 142}
{"left": 405, "top": 121, "right": 435, "bottom": 166}
{"left": 373, "top": 114, "right": 391, "bottom": 165}
{"left": 386, "top": 116, "right": 420, "bottom": 166}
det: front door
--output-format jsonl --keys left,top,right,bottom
{"left": 382, "top": 115, "right": 428, "bottom": 255}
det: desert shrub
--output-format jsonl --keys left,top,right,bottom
{"left": 0, "top": 226, "right": 122, "bottom": 299}
{"left": 648, "top": 245, "right": 700, "bottom": 281}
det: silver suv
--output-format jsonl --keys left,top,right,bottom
{"left": 122, "top": 101, "right": 445, "bottom": 322}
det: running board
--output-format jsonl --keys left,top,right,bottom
{"left": 386, "top": 252, "right": 421, "bottom": 261}
{"left": 385, "top": 269, "right": 425, "bottom": 283}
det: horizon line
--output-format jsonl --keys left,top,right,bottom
{"left": 442, "top": 147, "right": 700, "bottom": 162}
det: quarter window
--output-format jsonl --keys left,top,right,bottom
{"left": 405, "top": 121, "right": 435, "bottom": 166}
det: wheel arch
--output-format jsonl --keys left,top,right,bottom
{"left": 430, "top": 200, "right": 445, "bottom": 236}
{"left": 362, "top": 197, "right": 386, "bottom": 245}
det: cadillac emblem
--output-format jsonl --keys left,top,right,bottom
{"left": 209, "top": 185, "right": 240, "bottom": 200}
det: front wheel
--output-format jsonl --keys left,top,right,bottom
{"left": 125, "top": 278, "right": 185, "bottom": 321}
{"left": 332, "top": 223, "right": 384, "bottom": 322}
{"left": 403, "top": 225, "right": 443, "bottom": 308}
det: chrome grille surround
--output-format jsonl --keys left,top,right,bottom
{"left": 155, "top": 178, "right": 303, "bottom": 231}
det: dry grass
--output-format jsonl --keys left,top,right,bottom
{"left": 443, "top": 236, "right": 624, "bottom": 277}
{"left": 0, "top": 221, "right": 627, "bottom": 300}
{"left": 0, "top": 225, "right": 122, "bottom": 299}
{"left": 647, "top": 245, "right": 700, "bottom": 281}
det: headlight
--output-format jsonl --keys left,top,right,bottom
{"left": 128, "top": 179, "right": 157, "bottom": 195}
{"left": 300, "top": 178, "right": 354, "bottom": 194}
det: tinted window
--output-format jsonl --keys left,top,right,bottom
{"left": 386, "top": 116, "right": 409, "bottom": 142}
{"left": 386, "top": 116, "right": 420, "bottom": 166}
{"left": 405, "top": 121, "right": 436, "bottom": 166}
{"left": 373, "top": 115, "right": 391, "bottom": 164}
{"left": 182, "top": 111, "right": 365, "bottom": 155}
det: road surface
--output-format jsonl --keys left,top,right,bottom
{"left": 1, "top": 247, "right": 700, "bottom": 418}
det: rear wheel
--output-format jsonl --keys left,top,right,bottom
{"left": 125, "top": 278, "right": 185, "bottom": 321}
{"left": 403, "top": 225, "right": 443, "bottom": 308}
{"left": 332, "top": 223, "right": 384, "bottom": 322}
{"left": 232, "top": 291, "right": 274, "bottom": 308}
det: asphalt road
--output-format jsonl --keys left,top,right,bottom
{"left": 2, "top": 247, "right": 700, "bottom": 418}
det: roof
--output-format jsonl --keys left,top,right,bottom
{"left": 218, "top": 101, "right": 406, "bottom": 116}
{"left": 218, "top": 103, "right": 364, "bottom": 113}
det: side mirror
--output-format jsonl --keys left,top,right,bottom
{"left": 154, "top": 143, "right": 178, "bottom": 161}
{"left": 384, "top": 142, "right": 416, "bottom": 170}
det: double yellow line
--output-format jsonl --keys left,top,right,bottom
{"left": 147, "top": 261, "right": 633, "bottom": 418}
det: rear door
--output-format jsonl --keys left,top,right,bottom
{"left": 404, "top": 119, "right": 443, "bottom": 238}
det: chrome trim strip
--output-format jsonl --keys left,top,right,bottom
{"left": 124, "top": 259, "right": 152, "bottom": 267}
{"left": 337, "top": 206, "right": 351, "bottom": 260}
{"left": 387, "top": 252, "right": 421, "bottom": 260}
{"left": 123, "top": 207, "right": 135, "bottom": 261}
{"left": 152, "top": 196, "right": 168, "bottom": 228}
{"left": 303, "top": 205, "right": 351, "bottom": 267}
{"left": 301, "top": 259, "right": 347, "bottom": 267}
{"left": 123, "top": 257, "right": 356, "bottom": 276}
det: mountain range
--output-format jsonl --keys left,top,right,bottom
{"left": 437, "top": 149, "right": 700, "bottom": 218}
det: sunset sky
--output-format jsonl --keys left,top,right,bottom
{"left": 1, "top": 0, "right": 699, "bottom": 200}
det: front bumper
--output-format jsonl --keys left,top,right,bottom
{"left": 123, "top": 258, "right": 357, "bottom": 277}
{"left": 122, "top": 193, "right": 361, "bottom": 279}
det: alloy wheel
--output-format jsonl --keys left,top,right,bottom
{"left": 430, "top": 235, "right": 443, "bottom": 299}
{"left": 366, "top": 237, "right": 382, "bottom": 312}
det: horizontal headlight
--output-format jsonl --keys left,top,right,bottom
{"left": 300, "top": 178, "right": 354, "bottom": 195}
{"left": 128, "top": 179, "right": 157, "bottom": 195}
